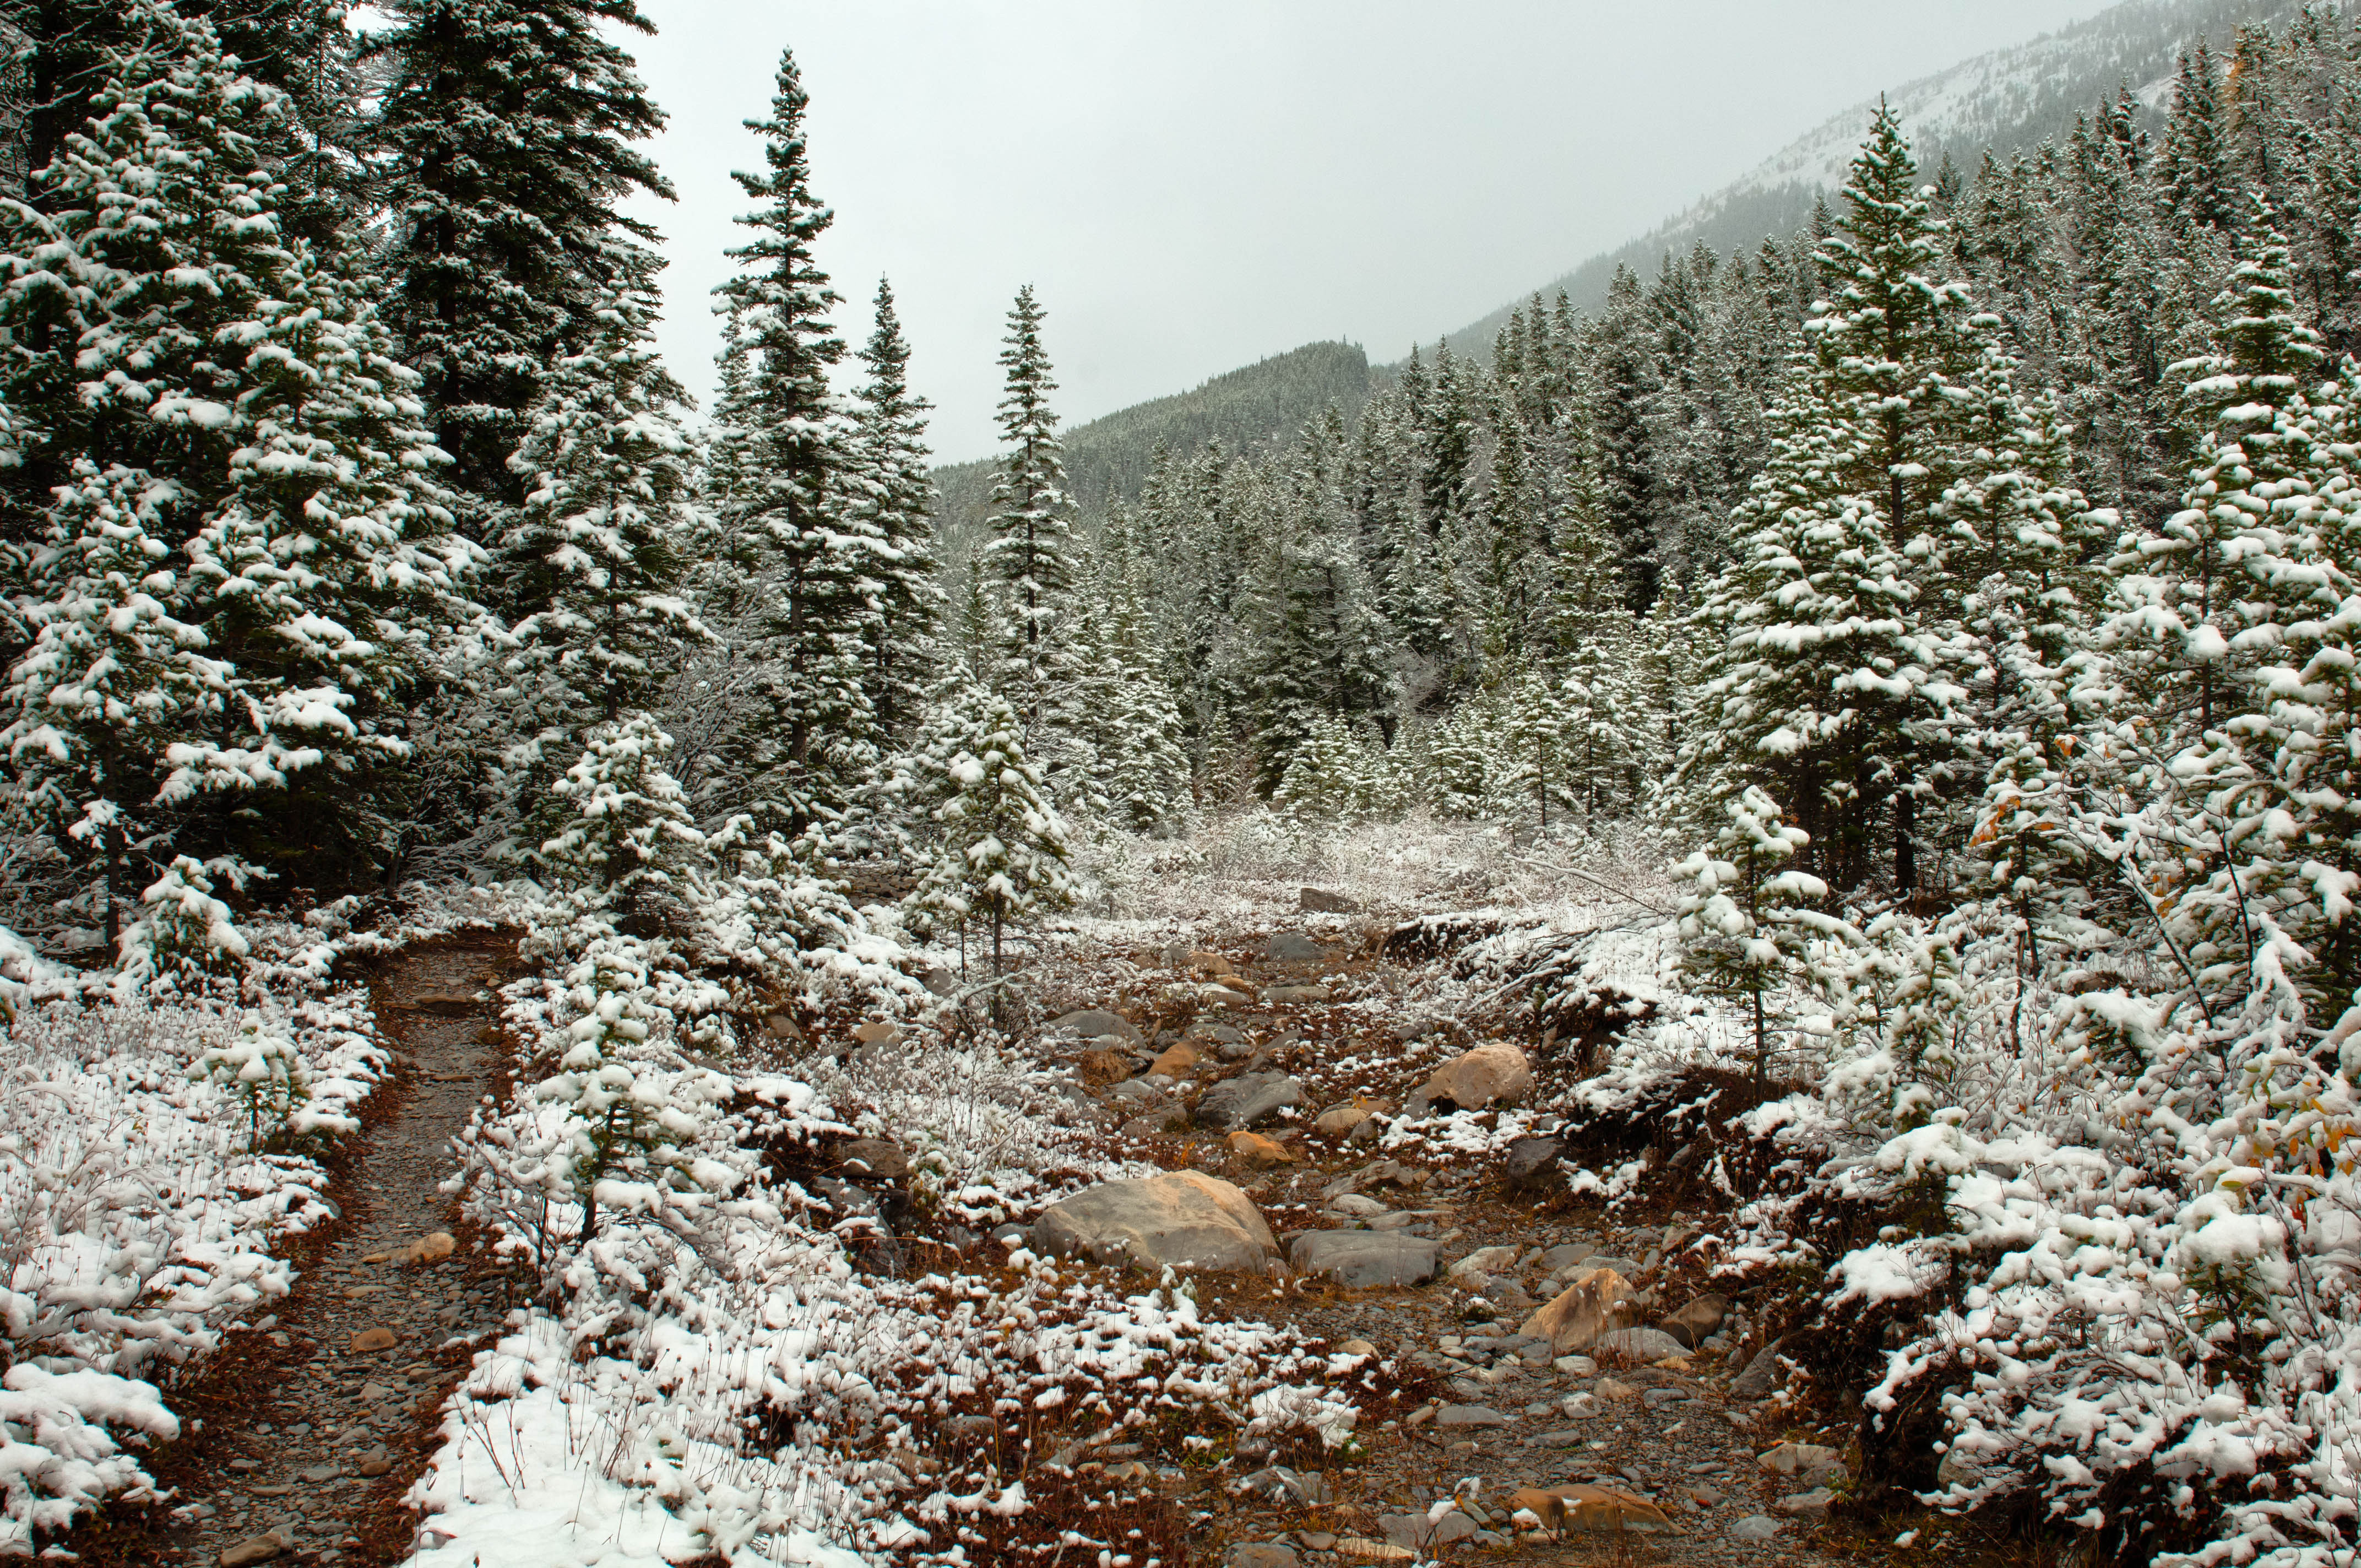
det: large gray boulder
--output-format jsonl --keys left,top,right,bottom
{"left": 1289, "top": 1229, "right": 1440, "bottom": 1287}
{"left": 1032, "top": 1170, "right": 1277, "bottom": 1271}
{"left": 1196, "top": 1071, "right": 1303, "bottom": 1130}
{"left": 1047, "top": 1009, "right": 1143, "bottom": 1047}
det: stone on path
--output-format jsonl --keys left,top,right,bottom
{"left": 1659, "top": 1292, "right": 1731, "bottom": 1347}
{"left": 220, "top": 1529, "right": 292, "bottom": 1567}
{"left": 1227, "top": 1545, "right": 1298, "bottom": 1568}
{"left": 1416, "top": 1043, "right": 1533, "bottom": 1109}
{"left": 348, "top": 1326, "right": 396, "bottom": 1353}
{"left": 1048, "top": 1009, "right": 1143, "bottom": 1047}
{"left": 1434, "top": 1403, "right": 1510, "bottom": 1426}
{"left": 1729, "top": 1516, "right": 1782, "bottom": 1542}
{"left": 1289, "top": 1230, "right": 1439, "bottom": 1287}
{"left": 391, "top": 1231, "right": 455, "bottom": 1265}
{"left": 1195, "top": 1071, "right": 1302, "bottom": 1130}
{"left": 1518, "top": 1267, "right": 1640, "bottom": 1353}
{"left": 1591, "top": 1326, "right": 1689, "bottom": 1362}
{"left": 1032, "top": 1170, "right": 1276, "bottom": 1270}
{"left": 1772, "top": 1487, "right": 1834, "bottom": 1518}
{"left": 356, "top": 1446, "right": 393, "bottom": 1477}
{"left": 1508, "top": 1484, "right": 1680, "bottom": 1536}
{"left": 1299, "top": 887, "right": 1361, "bottom": 913}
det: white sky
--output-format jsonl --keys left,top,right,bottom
{"left": 621, "top": 1, "right": 2123, "bottom": 463}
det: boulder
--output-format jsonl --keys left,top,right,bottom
{"left": 1507, "top": 1485, "right": 1679, "bottom": 1536}
{"left": 1228, "top": 1131, "right": 1295, "bottom": 1166}
{"left": 1262, "top": 984, "right": 1331, "bottom": 1003}
{"left": 1264, "top": 932, "right": 1329, "bottom": 963}
{"left": 1659, "top": 1292, "right": 1731, "bottom": 1349}
{"left": 1299, "top": 887, "right": 1363, "bottom": 914}
{"left": 1446, "top": 1245, "right": 1522, "bottom": 1283}
{"left": 1032, "top": 1170, "right": 1277, "bottom": 1271}
{"left": 1228, "top": 1546, "right": 1298, "bottom": 1568}
{"left": 1327, "top": 1192, "right": 1388, "bottom": 1217}
{"left": 1728, "top": 1337, "right": 1788, "bottom": 1402}
{"left": 1417, "top": 1043, "right": 1533, "bottom": 1109}
{"left": 1289, "top": 1229, "right": 1439, "bottom": 1287}
{"left": 837, "top": 1139, "right": 908, "bottom": 1179}
{"left": 1518, "top": 1267, "right": 1640, "bottom": 1353}
{"left": 1049, "top": 1009, "right": 1143, "bottom": 1046}
{"left": 1502, "top": 1136, "right": 1566, "bottom": 1189}
{"left": 1147, "top": 1041, "right": 1201, "bottom": 1078}
{"left": 1591, "top": 1326, "right": 1689, "bottom": 1363}
{"left": 1195, "top": 1071, "right": 1302, "bottom": 1130}
{"left": 1314, "top": 1098, "right": 1387, "bottom": 1136}
{"left": 1771, "top": 1488, "right": 1833, "bottom": 1520}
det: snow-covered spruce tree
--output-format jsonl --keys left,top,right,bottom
{"left": 1492, "top": 668, "right": 1572, "bottom": 831}
{"left": 709, "top": 48, "right": 881, "bottom": 831}
{"left": 2, "top": 463, "right": 230, "bottom": 947}
{"left": 0, "top": 0, "right": 469, "bottom": 899}
{"left": 1673, "top": 785, "right": 1853, "bottom": 1084}
{"left": 497, "top": 286, "right": 704, "bottom": 775}
{"left": 982, "top": 285, "right": 1080, "bottom": 735}
{"left": 531, "top": 713, "right": 709, "bottom": 938}
{"left": 1271, "top": 714, "right": 1377, "bottom": 823}
{"left": 371, "top": 0, "right": 673, "bottom": 522}
{"left": 848, "top": 277, "right": 940, "bottom": 739}
{"left": 906, "top": 671, "right": 1073, "bottom": 980}
{"left": 1074, "top": 561, "right": 1191, "bottom": 833}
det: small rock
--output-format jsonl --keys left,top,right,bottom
{"left": 1553, "top": 1354, "right": 1597, "bottom": 1377}
{"left": 1314, "top": 1098, "right": 1388, "bottom": 1136}
{"left": 1389, "top": 1016, "right": 1439, "bottom": 1044}
{"left": 1265, "top": 931, "right": 1329, "bottom": 963}
{"left": 1434, "top": 1403, "right": 1510, "bottom": 1426}
{"left": 1758, "top": 1441, "right": 1846, "bottom": 1483}
{"left": 1186, "top": 1019, "right": 1244, "bottom": 1043}
{"left": 1594, "top": 1377, "right": 1642, "bottom": 1401}
{"left": 1518, "top": 1268, "right": 1640, "bottom": 1353}
{"left": 838, "top": 1138, "right": 908, "bottom": 1179}
{"left": 1659, "top": 1292, "right": 1731, "bottom": 1348}
{"left": 1337, "top": 1338, "right": 1377, "bottom": 1357}
{"left": 1332, "top": 1539, "right": 1413, "bottom": 1562}
{"left": 1592, "top": 1326, "right": 1689, "bottom": 1362}
{"left": 1446, "top": 1245, "right": 1521, "bottom": 1284}
{"left": 1377, "top": 1511, "right": 1478, "bottom": 1549}
{"left": 1729, "top": 1515, "right": 1782, "bottom": 1542}
{"left": 1501, "top": 1136, "right": 1566, "bottom": 1189}
{"left": 1049, "top": 1009, "right": 1143, "bottom": 1046}
{"left": 1147, "top": 1041, "right": 1201, "bottom": 1078}
{"left": 1540, "top": 1241, "right": 1594, "bottom": 1270}
{"left": 1772, "top": 1487, "right": 1834, "bottom": 1518}
{"left": 220, "top": 1530, "right": 292, "bottom": 1567}
{"left": 1228, "top": 1131, "right": 1295, "bottom": 1166}
{"left": 410, "top": 992, "right": 477, "bottom": 1016}
{"left": 1328, "top": 1192, "right": 1388, "bottom": 1217}
{"left": 1297, "top": 1532, "right": 1338, "bottom": 1552}
{"left": 356, "top": 1446, "right": 393, "bottom": 1477}
{"left": 1299, "top": 887, "right": 1361, "bottom": 913}
{"left": 1289, "top": 1229, "right": 1439, "bottom": 1287}
{"left": 1032, "top": 1169, "right": 1277, "bottom": 1271}
{"left": 297, "top": 1463, "right": 339, "bottom": 1483}
{"left": 1416, "top": 1043, "right": 1533, "bottom": 1110}
{"left": 1228, "top": 1545, "right": 1298, "bottom": 1568}
{"left": 1195, "top": 1071, "right": 1304, "bottom": 1130}
{"left": 851, "top": 1020, "right": 900, "bottom": 1046}
{"left": 762, "top": 1012, "right": 802, "bottom": 1040}
{"left": 1262, "top": 984, "right": 1331, "bottom": 1003}
{"left": 1729, "top": 1338, "right": 1789, "bottom": 1401}
{"left": 349, "top": 1326, "right": 397, "bottom": 1353}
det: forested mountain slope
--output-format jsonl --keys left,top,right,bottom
{"left": 932, "top": 339, "right": 1370, "bottom": 538}
{"left": 1433, "top": 0, "right": 2310, "bottom": 361}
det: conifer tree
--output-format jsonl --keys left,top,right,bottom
{"left": 710, "top": 48, "right": 880, "bottom": 829}
{"left": 983, "top": 285, "right": 1079, "bottom": 733}
{"left": 372, "top": 0, "right": 674, "bottom": 521}
{"left": 849, "top": 278, "right": 940, "bottom": 737}
{"left": 499, "top": 286, "right": 703, "bottom": 747}
{"left": 908, "top": 672, "right": 1074, "bottom": 979}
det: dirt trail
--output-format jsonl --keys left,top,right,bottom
{"left": 82, "top": 937, "right": 519, "bottom": 1568}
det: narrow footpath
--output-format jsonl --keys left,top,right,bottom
{"left": 79, "top": 937, "right": 519, "bottom": 1568}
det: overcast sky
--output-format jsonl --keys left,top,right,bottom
{"left": 621, "top": 1, "right": 2122, "bottom": 463}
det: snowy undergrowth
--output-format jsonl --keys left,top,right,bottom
{"left": 429, "top": 971, "right": 1369, "bottom": 1568}
{"left": 0, "top": 983, "right": 386, "bottom": 1551}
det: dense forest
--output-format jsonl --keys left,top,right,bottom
{"left": 18, "top": 2, "right": 2361, "bottom": 1565}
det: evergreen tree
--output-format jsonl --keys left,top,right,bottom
{"left": 372, "top": 0, "right": 674, "bottom": 520}
{"left": 849, "top": 278, "right": 939, "bottom": 737}
{"left": 907, "top": 671, "right": 1073, "bottom": 979}
{"left": 981, "top": 285, "right": 1079, "bottom": 732}
{"left": 709, "top": 47, "right": 878, "bottom": 830}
